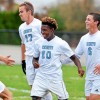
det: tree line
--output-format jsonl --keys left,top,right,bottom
{"left": 0, "top": 0, "right": 99, "bottom": 45}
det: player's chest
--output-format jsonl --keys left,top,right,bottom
{"left": 83, "top": 37, "right": 100, "bottom": 55}
{"left": 39, "top": 43, "right": 61, "bottom": 55}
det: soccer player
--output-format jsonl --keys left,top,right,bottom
{"left": 62, "top": 12, "right": 100, "bottom": 100}
{"left": 31, "top": 17, "right": 84, "bottom": 100}
{"left": 0, "top": 55, "right": 15, "bottom": 100}
{"left": 18, "top": 2, "right": 52, "bottom": 100}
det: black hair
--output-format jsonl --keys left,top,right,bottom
{"left": 89, "top": 12, "right": 100, "bottom": 26}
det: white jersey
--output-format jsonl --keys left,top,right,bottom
{"left": 0, "top": 81, "right": 5, "bottom": 93}
{"left": 19, "top": 18, "right": 42, "bottom": 56}
{"left": 75, "top": 31, "right": 100, "bottom": 80}
{"left": 33, "top": 36, "right": 74, "bottom": 81}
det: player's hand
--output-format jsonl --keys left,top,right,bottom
{"left": 78, "top": 68, "right": 85, "bottom": 77}
{"left": 33, "top": 62, "right": 40, "bottom": 68}
{"left": 22, "top": 60, "right": 26, "bottom": 75}
{"left": 3, "top": 55, "right": 15, "bottom": 66}
{"left": 93, "top": 64, "right": 100, "bottom": 75}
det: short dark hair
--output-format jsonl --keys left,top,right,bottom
{"left": 89, "top": 12, "right": 100, "bottom": 26}
{"left": 41, "top": 17, "right": 58, "bottom": 30}
{"left": 19, "top": 2, "right": 34, "bottom": 15}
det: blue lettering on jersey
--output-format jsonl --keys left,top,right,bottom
{"left": 25, "top": 34, "right": 32, "bottom": 42}
{"left": 24, "top": 29, "right": 32, "bottom": 34}
{"left": 24, "top": 29, "right": 33, "bottom": 42}
{"left": 88, "top": 47, "right": 92, "bottom": 55}
{"left": 42, "top": 46, "right": 53, "bottom": 50}
{"left": 87, "top": 42, "right": 96, "bottom": 55}
{"left": 87, "top": 42, "right": 96, "bottom": 46}
{"left": 42, "top": 45, "right": 53, "bottom": 59}
{"left": 42, "top": 51, "right": 51, "bottom": 59}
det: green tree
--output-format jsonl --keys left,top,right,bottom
{"left": 47, "top": 0, "right": 95, "bottom": 32}
{"left": 48, "top": 8, "right": 66, "bottom": 31}
{"left": 0, "top": 11, "right": 21, "bottom": 45}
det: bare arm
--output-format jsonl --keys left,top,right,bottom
{"left": 94, "top": 64, "right": 100, "bottom": 74}
{"left": 21, "top": 44, "right": 26, "bottom": 74}
{"left": 0, "top": 55, "right": 15, "bottom": 66}
{"left": 32, "top": 57, "right": 39, "bottom": 68}
{"left": 70, "top": 55, "right": 84, "bottom": 77}
{"left": 21, "top": 44, "right": 26, "bottom": 60}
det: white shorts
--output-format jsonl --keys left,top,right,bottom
{"left": 85, "top": 79, "right": 100, "bottom": 96}
{"left": 0, "top": 81, "right": 5, "bottom": 93}
{"left": 26, "top": 56, "right": 38, "bottom": 85}
{"left": 31, "top": 76, "right": 69, "bottom": 99}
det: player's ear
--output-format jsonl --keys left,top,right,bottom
{"left": 51, "top": 28, "right": 55, "bottom": 32}
{"left": 28, "top": 10, "right": 31, "bottom": 14}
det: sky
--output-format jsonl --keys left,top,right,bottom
{"left": 14, "top": 0, "right": 67, "bottom": 13}
{"left": 94, "top": 0, "right": 100, "bottom": 6}
{"left": 14, "top": 0, "right": 100, "bottom": 13}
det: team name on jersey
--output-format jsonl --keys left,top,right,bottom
{"left": 24, "top": 29, "right": 32, "bottom": 34}
{"left": 87, "top": 42, "right": 96, "bottom": 46}
{"left": 42, "top": 45, "right": 53, "bottom": 50}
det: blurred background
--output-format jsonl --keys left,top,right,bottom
{"left": 0, "top": 0, "right": 100, "bottom": 64}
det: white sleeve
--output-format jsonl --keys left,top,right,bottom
{"left": 60, "top": 38, "right": 84, "bottom": 64}
{"left": 61, "top": 54, "right": 81, "bottom": 64}
{"left": 60, "top": 40, "right": 74, "bottom": 57}
{"left": 33, "top": 41, "right": 40, "bottom": 58}
{"left": 75, "top": 37, "right": 84, "bottom": 58}
{"left": 60, "top": 55, "right": 72, "bottom": 64}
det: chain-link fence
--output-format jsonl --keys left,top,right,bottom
{"left": 0, "top": 29, "right": 86, "bottom": 47}
{"left": 0, "top": 29, "right": 21, "bottom": 45}
{"left": 55, "top": 31, "right": 86, "bottom": 47}
{"left": 0, "top": 29, "right": 86, "bottom": 65}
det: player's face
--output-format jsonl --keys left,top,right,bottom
{"left": 19, "top": 6, "right": 29, "bottom": 22}
{"left": 85, "top": 15, "right": 97, "bottom": 30}
{"left": 41, "top": 25, "right": 54, "bottom": 41}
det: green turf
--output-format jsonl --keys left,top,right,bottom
{"left": 0, "top": 64, "right": 86, "bottom": 100}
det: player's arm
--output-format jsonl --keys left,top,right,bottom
{"left": 21, "top": 44, "right": 26, "bottom": 74}
{"left": 32, "top": 57, "right": 39, "bottom": 68}
{"left": 70, "top": 55, "right": 84, "bottom": 77}
{"left": 0, "top": 55, "right": 15, "bottom": 66}
{"left": 19, "top": 28, "right": 26, "bottom": 74}
{"left": 61, "top": 56, "right": 72, "bottom": 64}
{"left": 93, "top": 64, "right": 100, "bottom": 74}
{"left": 21, "top": 44, "right": 26, "bottom": 60}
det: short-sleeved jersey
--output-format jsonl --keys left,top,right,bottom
{"left": 19, "top": 18, "right": 42, "bottom": 56}
{"left": 33, "top": 36, "right": 74, "bottom": 81}
{"left": 75, "top": 31, "right": 100, "bottom": 80}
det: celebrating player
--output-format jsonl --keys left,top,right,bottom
{"left": 18, "top": 2, "right": 52, "bottom": 100}
{"left": 62, "top": 12, "right": 100, "bottom": 100}
{"left": 31, "top": 17, "right": 84, "bottom": 100}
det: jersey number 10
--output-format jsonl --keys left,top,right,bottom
{"left": 42, "top": 51, "right": 51, "bottom": 59}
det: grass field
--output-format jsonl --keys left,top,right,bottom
{"left": 0, "top": 64, "right": 86, "bottom": 100}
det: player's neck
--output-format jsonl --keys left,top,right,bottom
{"left": 26, "top": 16, "right": 34, "bottom": 25}
{"left": 47, "top": 35, "right": 55, "bottom": 41}
{"left": 89, "top": 28, "right": 99, "bottom": 35}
